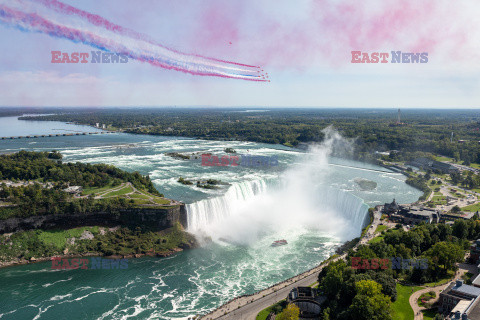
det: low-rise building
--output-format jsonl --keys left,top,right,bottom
{"left": 442, "top": 212, "right": 476, "bottom": 222}
{"left": 440, "top": 280, "right": 480, "bottom": 317}
{"left": 383, "top": 199, "right": 399, "bottom": 215}
{"left": 470, "top": 240, "right": 480, "bottom": 266}
{"left": 408, "top": 157, "right": 460, "bottom": 174}
{"left": 385, "top": 202, "right": 440, "bottom": 224}
{"left": 63, "top": 186, "right": 83, "bottom": 195}
{"left": 287, "top": 287, "right": 323, "bottom": 319}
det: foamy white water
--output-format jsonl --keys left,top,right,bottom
{"left": 0, "top": 129, "right": 422, "bottom": 319}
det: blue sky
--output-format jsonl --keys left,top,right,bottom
{"left": 0, "top": 0, "right": 479, "bottom": 108}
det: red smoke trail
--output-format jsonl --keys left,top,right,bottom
{"left": 0, "top": 0, "right": 269, "bottom": 81}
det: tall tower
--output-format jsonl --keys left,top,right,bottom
{"left": 397, "top": 108, "right": 401, "bottom": 124}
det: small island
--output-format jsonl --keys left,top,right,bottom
{"left": 177, "top": 177, "right": 227, "bottom": 189}
{"left": 354, "top": 178, "right": 377, "bottom": 190}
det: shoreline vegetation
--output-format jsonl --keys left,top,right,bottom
{"left": 0, "top": 151, "right": 196, "bottom": 269}
{"left": 17, "top": 108, "right": 480, "bottom": 168}
{"left": 0, "top": 223, "right": 197, "bottom": 269}
{"left": 248, "top": 158, "right": 480, "bottom": 319}
{"left": 3, "top": 109, "right": 480, "bottom": 318}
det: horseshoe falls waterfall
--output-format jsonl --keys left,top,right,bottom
{"left": 186, "top": 132, "right": 371, "bottom": 245}
{"left": 186, "top": 180, "right": 370, "bottom": 244}
{"left": 186, "top": 179, "right": 269, "bottom": 233}
{"left": 0, "top": 132, "right": 422, "bottom": 320}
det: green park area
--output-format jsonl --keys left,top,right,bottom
{"left": 421, "top": 308, "right": 438, "bottom": 320}
{"left": 81, "top": 183, "right": 118, "bottom": 195}
{"left": 434, "top": 155, "right": 454, "bottom": 162}
{"left": 36, "top": 226, "right": 100, "bottom": 250}
{"left": 256, "top": 301, "right": 286, "bottom": 320}
{"left": 462, "top": 202, "right": 480, "bottom": 212}
{"left": 375, "top": 224, "right": 388, "bottom": 233}
{"left": 82, "top": 183, "right": 172, "bottom": 207}
{"left": 392, "top": 284, "right": 423, "bottom": 320}
{"left": 102, "top": 184, "right": 135, "bottom": 197}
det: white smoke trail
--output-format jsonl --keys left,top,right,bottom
{"left": 0, "top": 0, "right": 268, "bottom": 81}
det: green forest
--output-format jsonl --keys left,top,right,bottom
{"left": 0, "top": 151, "right": 161, "bottom": 219}
{"left": 318, "top": 219, "right": 480, "bottom": 320}
{"left": 0, "top": 223, "right": 196, "bottom": 262}
{"left": 21, "top": 108, "right": 480, "bottom": 166}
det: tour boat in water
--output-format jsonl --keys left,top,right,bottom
{"left": 271, "top": 239, "right": 288, "bottom": 247}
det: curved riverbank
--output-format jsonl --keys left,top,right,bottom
{"left": 0, "top": 245, "right": 193, "bottom": 270}
{"left": 0, "top": 133, "right": 422, "bottom": 319}
{"left": 199, "top": 207, "right": 381, "bottom": 319}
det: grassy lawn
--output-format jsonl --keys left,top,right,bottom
{"left": 431, "top": 195, "right": 446, "bottom": 203}
{"left": 131, "top": 199, "right": 152, "bottom": 205}
{"left": 375, "top": 225, "right": 388, "bottom": 233}
{"left": 422, "top": 270, "right": 455, "bottom": 287}
{"left": 462, "top": 202, "right": 480, "bottom": 212}
{"left": 129, "top": 192, "right": 151, "bottom": 200}
{"left": 256, "top": 300, "right": 285, "bottom": 320}
{"left": 151, "top": 196, "right": 171, "bottom": 205}
{"left": 392, "top": 284, "right": 423, "bottom": 320}
{"left": 102, "top": 185, "right": 134, "bottom": 197}
{"left": 462, "top": 272, "right": 475, "bottom": 284}
{"left": 82, "top": 183, "right": 118, "bottom": 195}
{"left": 468, "top": 163, "right": 480, "bottom": 170}
{"left": 256, "top": 309, "right": 271, "bottom": 320}
{"left": 422, "top": 308, "right": 438, "bottom": 320}
{"left": 37, "top": 226, "right": 100, "bottom": 250}
{"left": 417, "top": 291, "right": 436, "bottom": 308}
{"left": 434, "top": 155, "right": 453, "bottom": 162}
{"left": 369, "top": 235, "right": 384, "bottom": 244}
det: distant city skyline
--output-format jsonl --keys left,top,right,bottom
{"left": 0, "top": 0, "right": 479, "bottom": 108}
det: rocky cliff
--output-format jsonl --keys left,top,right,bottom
{"left": 0, "top": 205, "right": 187, "bottom": 233}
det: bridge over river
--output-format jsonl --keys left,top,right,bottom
{"left": 1, "top": 131, "right": 116, "bottom": 140}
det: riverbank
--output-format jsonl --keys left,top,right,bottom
{"left": 0, "top": 224, "right": 198, "bottom": 269}
{"left": 0, "top": 127, "right": 425, "bottom": 318}
{"left": 199, "top": 207, "right": 382, "bottom": 319}
{"left": 242, "top": 156, "right": 480, "bottom": 320}
{"left": 0, "top": 244, "right": 192, "bottom": 270}
{"left": 198, "top": 162, "right": 427, "bottom": 319}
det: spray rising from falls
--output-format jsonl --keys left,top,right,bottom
{"left": 186, "top": 127, "right": 369, "bottom": 244}
{"left": 186, "top": 179, "right": 268, "bottom": 232}
{"left": 186, "top": 181, "right": 368, "bottom": 242}
{"left": 0, "top": 0, "right": 268, "bottom": 81}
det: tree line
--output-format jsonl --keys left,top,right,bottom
{"left": 21, "top": 108, "right": 480, "bottom": 166}
{"left": 0, "top": 151, "right": 159, "bottom": 194}
{"left": 317, "top": 220, "right": 479, "bottom": 320}
{"left": 0, "top": 151, "right": 162, "bottom": 219}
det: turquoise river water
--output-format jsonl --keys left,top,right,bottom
{"left": 0, "top": 117, "right": 422, "bottom": 319}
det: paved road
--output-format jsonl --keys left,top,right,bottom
{"left": 214, "top": 267, "right": 329, "bottom": 320}
{"left": 433, "top": 179, "right": 477, "bottom": 213}
{"left": 201, "top": 208, "right": 381, "bottom": 320}
{"left": 409, "top": 262, "right": 478, "bottom": 320}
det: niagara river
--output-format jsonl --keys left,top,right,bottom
{"left": 0, "top": 119, "right": 422, "bottom": 320}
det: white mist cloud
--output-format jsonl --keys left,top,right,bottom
{"left": 194, "top": 127, "right": 366, "bottom": 245}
